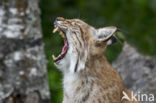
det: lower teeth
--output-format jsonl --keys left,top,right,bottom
{"left": 52, "top": 55, "right": 56, "bottom": 61}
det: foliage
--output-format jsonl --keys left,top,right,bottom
{"left": 40, "top": 0, "right": 156, "bottom": 102}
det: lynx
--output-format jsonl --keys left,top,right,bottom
{"left": 52, "top": 17, "right": 139, "bottom": 103}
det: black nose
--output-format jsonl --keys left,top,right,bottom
{"left": 56, "top": 17, "right": 60, "bottom": 21}
{"left": 55, "top": 17, "right": 64, "bottom": 22}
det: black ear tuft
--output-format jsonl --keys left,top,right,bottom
{"left": 106, "top": 36, "right": 118, "bottom": 46}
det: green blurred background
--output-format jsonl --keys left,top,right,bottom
{"left": 39, "top": 0, "right": 156, "bottom": 102}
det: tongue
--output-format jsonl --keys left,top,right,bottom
{"left": 62, "top": 43, "right": 68, "bottom": 53}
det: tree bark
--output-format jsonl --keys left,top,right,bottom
{"left": 0, "top": 0, "right": 50, "bottom": 103}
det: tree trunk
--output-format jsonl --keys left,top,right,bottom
{"left": 0, "top": 0, "right": 50, "bottom": 103}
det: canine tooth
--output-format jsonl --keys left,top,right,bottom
{"left": 52, "top": 55, "right": 57, "bottom": 61}
{"left": 60, "top": 31, "right": 65, "bottom": 38}
{"left": 53, "top": 27, "right": 59, "bottom": 33}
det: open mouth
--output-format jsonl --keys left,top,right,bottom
{"left": 52, "top": 27, "right": 68, "bottom": 62}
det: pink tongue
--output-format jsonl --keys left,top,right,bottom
{"left": 62, "top": 43, "right": 67, "bottom": 53}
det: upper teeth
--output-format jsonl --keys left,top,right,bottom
{"left": 53, "top": 27, "right": 65, "bottom": 39}
{"left": 53, "top": 27, "right": 59, "bottom": 33}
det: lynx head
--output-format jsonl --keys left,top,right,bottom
{"left": 52, "top": 17, "right": 117, "bottom": 73}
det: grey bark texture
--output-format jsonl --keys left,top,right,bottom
{"left": 0, "top": 0, "right": 50, "bottom": 103}
{"left": 113, "top": 43, "right": 156, "bottom": 103}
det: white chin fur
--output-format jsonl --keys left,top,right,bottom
{"left": 54, "top": 52, "right": 70, "bottom": 73}
{"left": 54, "top": 46, "right": 77, "bottom": 74}
{"left": 54, "top": 44, "right": 86, "bottom": 74}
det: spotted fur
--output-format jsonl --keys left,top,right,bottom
{"left": 53, "top": 17, "right": 139, "bottom": 103}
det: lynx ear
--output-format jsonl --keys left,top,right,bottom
{"left": 96, "top": 26, "right": 117, "bottom": 42}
